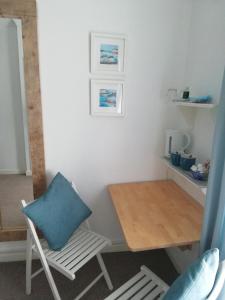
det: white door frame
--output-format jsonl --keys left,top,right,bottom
{"left": 13, "top": 19, "right": 32, "bottom": 176}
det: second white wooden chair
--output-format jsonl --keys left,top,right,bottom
{"left": 105, "top": 261, "right": 225, "bottom": 300}
{"left": 105, "top": 265, "right": 169, "bottom": 300}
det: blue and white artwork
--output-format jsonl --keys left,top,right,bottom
{"left": 99, "top": 89, "right": 117, "bottom": 107}
{"left": 100, "top": 44, "right": 118, "bottom": 65}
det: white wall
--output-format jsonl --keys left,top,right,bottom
{"left": 185, "top": 0, "right": 225, "bottom": 162}
{"left": 37, "top": 0, "right": 193, "bottom": 242}
{"left": 0, "top": 19, "right": 26, "bottom": 174}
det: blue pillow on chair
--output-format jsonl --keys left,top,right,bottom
{"left": 163, "top": 248, "right": 219, "bottom": 300}
{"left": 22, "top": 172, "right": 92, "bottom": 251}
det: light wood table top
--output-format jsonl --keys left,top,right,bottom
{"left": 108, "top": 180, "right": 203, "bottom": 252}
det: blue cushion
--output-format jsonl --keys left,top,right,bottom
{"left": 22, "top": 172, "right": 92, "bottom": 251}
{"left": 163, "top": 248, "right": 219, "bottom": 300}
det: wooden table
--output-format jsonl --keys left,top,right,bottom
{"left": 108, "top": 180, "right": 203, "bottom": 252}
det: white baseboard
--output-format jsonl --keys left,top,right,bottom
{"left": 0, "top": 241, "right": 27, "bottom": 262}
{"left": 0, "top": 169, "right": 25, "bottom": 175}
{"left": 0, "top": 240, "right": 199, "bottom": 273}
{"left": 0, "top": 240, "right": 128, "bottom": 262}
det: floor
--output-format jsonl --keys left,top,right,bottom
{"left": 0, "top": 175, "right": 33, "bottom": 229}
{"left": 0, "top": 250, "right": 178, "bottom": 300}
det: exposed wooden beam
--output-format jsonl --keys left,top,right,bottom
{"left": 0, "top": 0, "right": 36, "bottom": 18}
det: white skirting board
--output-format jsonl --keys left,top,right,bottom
{"left": 0, "top": 241, "right": 28, "bottom": 262}
{"left": 0, "top": 169, "right": 25, "bottom": 175}
{"left": 0, "top": 240, "right": 129, "bottom": 262}
{"left": 0, "top": 239, "right": 198, "bottom": 274}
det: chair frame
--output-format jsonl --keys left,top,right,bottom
{"left": 21, "top": 199, "right": 113, "bottom": 300}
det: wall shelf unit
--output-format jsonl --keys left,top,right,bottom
{"left": 162, "top": 157, "right": 207, "bottom": 190}
{"left": 173, "top": 101, "right": 216, "bottom": 109}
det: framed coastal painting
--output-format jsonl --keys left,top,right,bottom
{"left": 91, "top": 80, "right": 124, "bottom": 116}
{"left": 91, "top": 32, "right": 126, "bottom": 75}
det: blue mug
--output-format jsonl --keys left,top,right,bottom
{"left": 180, "top": 157, "right": 196, "bottom": 171}
{"left": 170, "top": 153, "right": 181, "bottom": 166}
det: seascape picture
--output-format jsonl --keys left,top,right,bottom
{"left": 100, "top": 44, "right": 118, "bottom": 65}
{"left": 99, "top": 89, "right": 117, "bottom": 107}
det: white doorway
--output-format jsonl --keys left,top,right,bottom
{"left": 0, "top": 18, "right": 31, "bottom": 175}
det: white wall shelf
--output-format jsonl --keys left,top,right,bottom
{"left": 162, "top": 157, "right": 207, "bottom": 189}
{"left": 173, "top": 101, "right": 216, "bottom": 109}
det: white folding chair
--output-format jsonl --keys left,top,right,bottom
{"left": 105, "top": 265, "right": 169, "bottom": 300}
{"left": 105, "top": 260, "right": 225, "bottom": 300}
{"left": 21, "top": 186, "right": 113, "bottom": 300}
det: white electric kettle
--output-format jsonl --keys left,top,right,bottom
{"left": 165, "top": 129, "right": 191, "bottom": 157}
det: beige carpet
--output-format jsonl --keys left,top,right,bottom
{"left": 0, "top": 175, "right": 33, "bottom": 229}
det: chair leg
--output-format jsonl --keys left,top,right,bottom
{"left": 96, "top": 253, "right": 113, "bottom": 290}
{"left": 43, "top": 267, "right": 61, "bottom": 300}
{"left": 38, "top": 254, "right": 61, "bottom": 300}
{"left": 26, "top": 230, "right": 32, "bottom": 295}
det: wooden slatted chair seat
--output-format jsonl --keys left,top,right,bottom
{"left": 33, "top": 228, "right": 111, "bottom": 280}
{"left": 105, "top": 265, "right": 169, "bottom": 300}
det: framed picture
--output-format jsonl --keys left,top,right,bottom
{"left": 91, "top": 80, "right": 124, "bottom": 117}
{"left": 91, "top": 32, "right": 126, "bottom": 75}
